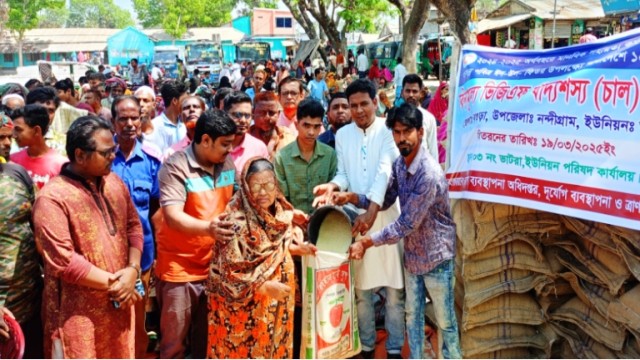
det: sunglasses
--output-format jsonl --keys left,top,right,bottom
{"left": 249, "top": 181, "right": 276, "bottom": 194}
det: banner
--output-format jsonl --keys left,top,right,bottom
{"left": 448, "top": 29, "right": 640, "bottom": 230}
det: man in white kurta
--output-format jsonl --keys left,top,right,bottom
{"left": 314, "top": 79, "right": 404, "bottom": 358}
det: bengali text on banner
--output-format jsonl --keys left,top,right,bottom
{"left": 447, "top": 29, "right": 640, "bottom": 230}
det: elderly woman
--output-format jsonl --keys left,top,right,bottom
{"left": 207, "top": 157, "right": 316, "bottom": 359}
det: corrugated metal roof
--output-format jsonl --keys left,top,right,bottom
{"left": 478, "top": 13, "right": 532, "bottom": 33}
{"left": 527, "top": 0, "right": 605, "bottom": 20}
{"left": 0, "top": 28, "right": 118, "bottom": 53}
{"left": 142, "top": 27, "right": 245, "bottom": 43}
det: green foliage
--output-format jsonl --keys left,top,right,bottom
{"left": 6, "top": 0, "right": 64, "bottom": 37}
{"left": 65, "top": 0, "right": 134, "bottom": 28}
{"left": 339, "top": 0, "right": 393, "bottom": 33}
{"left": 133, "top": 0, "right": 234, "bottom": 39}
{"left": 236, "top": 0, "right": 278, "bottom": 16}
{"left": 38, "top": 6, "right": 69, "bottom": 28}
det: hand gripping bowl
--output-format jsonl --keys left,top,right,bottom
{"left": 307, "top": 204, "right": 360, "bottom": 254}
{"left": 0, "top": 314, "right": 25, "bottom": 359}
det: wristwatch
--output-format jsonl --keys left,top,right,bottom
{"left": 127, "top": 263, "right": 141, "bottom": 278}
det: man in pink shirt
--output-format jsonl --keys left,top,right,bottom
{"left": 579, "top": 27, "right": 598, "bottom": 43}
{"left": 11, "top": 104, "right": 67, "bottom": 189}
{"left": 277, "top": 77, "right": 306, "bottom": 135}
{"left": 223, "top": 91, "right": 268, "bottom": 170}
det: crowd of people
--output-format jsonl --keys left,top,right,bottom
{"left": 0, "top": 52, "right": 456, "bottom": 359}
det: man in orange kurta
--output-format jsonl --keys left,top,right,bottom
{"left": 33, "top": 116, "right": 143, "bottom": 358}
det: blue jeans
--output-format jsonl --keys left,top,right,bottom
{"left": 405, "top": 260, "right": 461, "bottom": 359}
{"left": 355, "top": 287, "right": 405, "bottom": 354}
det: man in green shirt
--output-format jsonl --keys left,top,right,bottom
{"left": 274, "top": 97, "right": 337, "bottom": 215}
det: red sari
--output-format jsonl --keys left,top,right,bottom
{"left": 33, "top": 167, "right": 143, "bottom": 358}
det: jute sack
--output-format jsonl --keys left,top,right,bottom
{"left": 562, "top": 216, "right": 618, "bottom": 251}
{"left": 452, "top": 200, "right": 477, "bottom": 255}
{"left": 549, "top": 296, "right": 625, "bottom": 351}
{"left": 538, "top": 278, "right": 576, "bottom": 314}
{"left": 470, "top": 200, "right": 541, "bottom": 223}
{"left": 462, "top": 293, "right": 544, "bottom": 331}
{"left": 461, "top": 323, "right": 554, "bottom": 357}
{"left": 608, "top": 284, "right": 640, "bottom": 330}
{"left": 462, "top": 232, "right": 545, "bottom": 260}
{"left": 616, "top": 337, "right": 640, "bottom": 359}
{"left": 463, "top": 240, "right": 552, "bottom": 280}
{"left": 554, "top": 236, "right": 630, "bottom": 295}
{"left": 474, "top": 213, "right": 564, "bottom": 249}
{"left": 611, "top": 233, "right": 640, "bottom": 282}
{"left": 464, "top": 268, "right": 552, "bottom": 308}
{"left": 550, "top": 321, "right": 618, "bottom": 358}
{"left": 557, "top": 272, "right": 613, "bottom": 320}
{"left": 474, "top": 347, "right": 547, "bottom": 359}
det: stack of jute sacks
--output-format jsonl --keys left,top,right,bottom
{"left": 451, "top": 200, "right": 640, "bottom": 358}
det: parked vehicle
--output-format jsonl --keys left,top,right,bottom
{"left": 235, "top": 41, "right": 271, "bottom": 63}
{"left": 186, "top": 41, "right": 223, "bottom": 84}
{"left": 153, "top": 45, "right": 185, "bottom": 79}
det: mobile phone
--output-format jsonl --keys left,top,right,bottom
{"left": 112, "top": 279, "right": 145, "bottom": 309}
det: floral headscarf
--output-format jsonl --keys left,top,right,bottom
{"left": 208, "top": 157, "right": 295, "bottom": 302}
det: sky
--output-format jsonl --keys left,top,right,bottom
{"left": 114, "top": 0, "right": 134, "bottom": 12}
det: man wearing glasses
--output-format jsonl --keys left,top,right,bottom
{"left": 250, "top": 91, "right": 296, "bottom": 160}
{"left": 33, "top": 115, "right": 144, "bottom": 358}
{"left": 277, "top": 76, "right": 306, "bottom": 135}
{"left": 222, "top": 92, "right": 268, "bottom": 171}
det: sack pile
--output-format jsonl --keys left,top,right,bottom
{"left": 452, "top": 200, "right": 640, "bottom": 358}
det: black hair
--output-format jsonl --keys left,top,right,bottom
{"left": 277, "top": 76, "right": 304, "bottom": 94}
{"left": 214, "top": 87, "right": 233, "bottom": 109}
{"left": 160, "top": 80, "right": 188, "bottom": 107}
{"left": 79, "top": 76, "right": 88, "bottom": 85}
{"left": 193, "top": 69, "right": 200, "bottom": 75}
{"left": 314, "top": 68, "right": 323, "bottom": 77}
{"left": 193, "top": 109, "right": 237, "bottom": 144}
{"left": 402, "top": 74, "right": 423, "bottom": 89}
{"left": 246, "top": 158, "right": 275, "bottom": 179}
{"left": 328, "top": 92, "right": 348, "bottom": 109}
{"left": 345, "top": 78, "right": 376, "bottom": 101}
{"left": 397, "top": 57, "right": 403, "bottom": 63}
{"left": 87, "top": 72, "right": 106, "bottom": 82}
{"left": 296, "top": 97, "right": 325, "bottom": 120}
{"left": 54, "top": 78, "right": 76, "bottom": 97}
{"left": 26, "top": 86, "right": 60, "bottom": 108}
{"left": 66, "top": 115, "right": 113, "bottom": 162}
{"left": 131, "top": 58, "right": 138, "bottom": 64}
{"left": 24, "top": 79, "right": 43, "bottom": 90}
{"left": 11, "top": 104, "right": 51, "bottom": 135}
{"left": 218, "top": 76, "right": 232, "bottom": 89}
{"left": 111, "top": 95, "right": 140, "bottom": 120}
{"left": 385, "top": 103, "right": 423, "bottom": 130}
{"left": 223, "top": 91, "right": 252, "bottom": 112}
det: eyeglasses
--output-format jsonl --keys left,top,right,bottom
{"left": 280, "top": 91, "right": 300, "bottom": 98}
{"left": 256, "top": 110, "right": 279, "bottom": 118}
{"left": 230, "top": 112, "right": 252, "bottom": 120}
{"left": 85, "top": 146, "right": 117, "bottom": 158}
{"left": 249, "top": 181, "right": 276, "bottom": 194}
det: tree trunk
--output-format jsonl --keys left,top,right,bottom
{"left": 401, "top": 0, "right": 430, "bottom": 73}
{"left": 17, "top": 35, "right": 24, "bottom": 67}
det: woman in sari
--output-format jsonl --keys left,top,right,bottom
{"left": 207, "top": 158, "right": 316, "bottom": 359}
{"left": 427, "top": 81, "right": 449, "bottom": 125}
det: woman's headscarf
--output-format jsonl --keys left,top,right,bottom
{"left": 209, "top": 157, "right": 295, "bottom": 302}
{"left": 105, "top": 77, "right": 127, "bottom": 92}
{"left": 0, "top": 83, "right": 28, "bottom": 101}
{"left": 428, "top": 81, "right": 449, "bottom": 124}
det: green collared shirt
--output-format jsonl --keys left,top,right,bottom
{"left": 274, "top": 140, "right": 337, "bottom": 214}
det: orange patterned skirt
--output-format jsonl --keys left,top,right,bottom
{"left": 207, "top": 252, "right": 295, "bottom": 359}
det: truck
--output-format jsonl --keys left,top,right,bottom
{"left": 153, "top": 45, "right": 185, "bottom": 79}
{"left": 235, "top": 41, "right": 271, "bottom": 63}
{"left": 185, "top": 41, "right": 223, "bottom": 84}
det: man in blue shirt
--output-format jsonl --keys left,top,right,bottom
{"left": 308, "top": 68, "right": 329, "bottom": 108}
{"left": 335, "top": 103, "right": 461, "bottom": 359}
{"left": 110, "top": 95, "right": 162, "bottom": 358}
